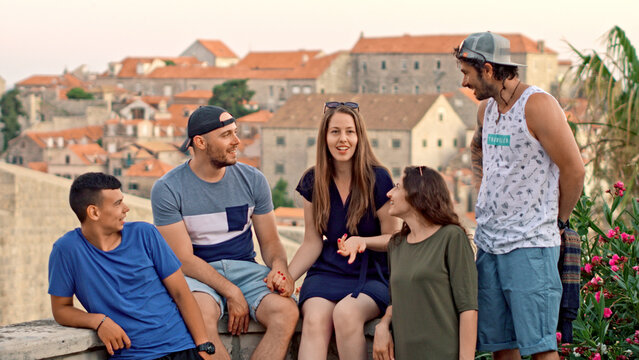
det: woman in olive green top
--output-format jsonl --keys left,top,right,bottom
{"left": 339, "top": 166, "right": 478, "bottom": 359}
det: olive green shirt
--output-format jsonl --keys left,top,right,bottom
{"left": 388, "top": 225, "right": 478, "bottom": 359}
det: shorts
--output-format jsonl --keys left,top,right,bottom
{"left": 476, "top": 246, "right": 562, "bottom": 356}
{"left": 185, "top": 259, "right": 272, "bottom": 321}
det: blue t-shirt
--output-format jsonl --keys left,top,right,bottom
{"left": 296, "top": 166, "right": 393, "bottom": 277}
{"left": 151, "top": 161, "right": 273, "bottom": 263}
{"left": 48, "top": 222, "right": 194, "bottom": 360}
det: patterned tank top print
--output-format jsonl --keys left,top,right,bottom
{"left": 474, "top": 86, "right": 560, "bottom": 254}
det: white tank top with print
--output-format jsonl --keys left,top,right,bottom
{"left": 474, "top": 86, "right": 560, "bottom": 254}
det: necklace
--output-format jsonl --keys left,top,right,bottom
{"left": 497, "top": 80, "right": 521, "bottom": 123}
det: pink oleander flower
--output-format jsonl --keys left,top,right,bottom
{"left": 584, "top": 263, "right": 593, "bottom": 274}
{"left": 611, "top": 264, "right": 620, "bottom": 272}
{"left": 595, "top": 291, "right": 601, "bottom": 303}
{"left": 604, "top": 308, "right": 612, "bottom": 318}
{"left": 614, "top": 181, "right": 625, "bottom": 189}
{"left": 592, "top": 353, "right": 601, "bottom": 360}
{"left": 626, "top": 338, "right": 633, "bottom": 344}
{"left": 589, "top": 275, "right": 603, "bottom": 285}
{"left": 556, "top": 332, "right": 562, "bottom": 342}
{"left": 592, "top": 256, "right": 602, "bottom": 264}
{"left": 607, "top": 229, "right": 617, "bottom": 238}
{"left": 633, "top": 265, "right": 639, "bottom": 274}
{"left": 621, "top": 233, "right": 635, "bottom": 244}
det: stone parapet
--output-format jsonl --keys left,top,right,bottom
{"left": 0, "top": 317, "right": 380, "bottom": 360}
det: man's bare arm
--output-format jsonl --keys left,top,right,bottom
{"left": 253, "top": 211, "right": 294, "bottom": 296}
{"left": 526, "top": 93, "right": 585, "bottom": 222}
{"left": 470, "top": 101, "right": 487, "bottom": 192}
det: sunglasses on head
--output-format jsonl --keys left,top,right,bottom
{"left": 457, "top": 40, "right": 487, "bottom": 64}
{"left": 324, "top": 101, "right": 359, "bottom": 113}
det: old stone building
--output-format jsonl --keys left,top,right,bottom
{"left": 180, "top": 39, "right": 239, "bottom": 68}
{"left": 261, "top": 93, "right": 467, "bottom": 205}
{"left": 350, "top": 33, "right": 558, "bottom": 95}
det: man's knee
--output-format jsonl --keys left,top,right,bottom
{"left": 261, "top": 296, "right": 299, "bottom": 330}
{"left": 193, "top": 292, "right": 222, "bottom": 325}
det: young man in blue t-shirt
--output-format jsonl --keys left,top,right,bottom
{"left": 48, "top": 172, "right": 216, "bottom": 360}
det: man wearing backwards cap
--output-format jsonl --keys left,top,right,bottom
{"left": 151, "top": 106, "right": 298, "bottom": 360}
{"left": 454, "top": 33, "right": 584, "bottom": 359}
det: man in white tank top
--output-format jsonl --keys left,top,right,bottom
{"left": 454, "top": 32, "right": 585, "bottom": 360}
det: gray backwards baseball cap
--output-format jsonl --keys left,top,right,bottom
{"left": 180, "top": 105, "right": 236, "bottom": 152}
{"left": 457, "top": 32, "right": 526, "bottom": 67}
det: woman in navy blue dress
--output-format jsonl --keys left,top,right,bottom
{"left": 287, "top": 101, "right": 400, "bottom": 360}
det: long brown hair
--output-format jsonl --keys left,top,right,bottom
{"left": 309, "top": 105, "right": 385, "bottom": 234}
{"left": 394, "top": 166, "right": 465, "bottom": 241}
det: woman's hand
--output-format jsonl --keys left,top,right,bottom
{"left": 336, "top": 234, "right": 367, "bottom": 264}
{"left": 373, "top": 322, "right": 395, "bottom": 360}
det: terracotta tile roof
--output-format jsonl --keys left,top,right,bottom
{"left": 352, "top": 33, "right": 556, "bottom": 55}
{"left": 17, "top": 73, "right": 86, "bottom": 88}
{"left": 125, "top": 158, "right": 174, "bottom": 177}
{"left": 24, "top": 125, "right": 104, "bottom": 149}
{"left": 27, "top": 162, "right": 48, "bottom": 173}
{"left": 265, "top": 93, "right": 441, "bottom": 131}
{"left": 68, "top": 143, "right": 108, "bottom": 165}
{"left": 197, "top": 40, "right": 238, "bottom": 58}
{"left": 116, "top": 57, "right": 201, "bottom": 78}
{"left": 558, "top": 59, "right": 572, "bottom": 66}
{"left": 140, "top": 96, "right": 170, "bottom": 106}
{"left": 457, "top": 87, "right": 480, "bottom": 104}
{"left": 135, "top": 141, "right": 180, "bottom": 153}
{"left": 174, "top": 89, "right": 213, "bottom": 100}
{"left": 287, "top": 52, "right": 344, "bottom": 79}
{"left": 237, "top": 110, "right": 272, "bottom": 123}
{"left": 237, "top": 50, "right": 322, "bottom": 70}
{"left": 168, "top": 103, "right": 201, "bottom": 121}
{"left": 274, "top": 207, "right": 304, "bottom": 219}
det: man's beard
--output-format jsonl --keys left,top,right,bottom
{"left": 206, "top": 144, "right": 237, "bottom": 168}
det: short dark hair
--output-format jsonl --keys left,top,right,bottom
{"left": 69, "top": 172, "right": 121, "bottom": 222}
{"left": 453, "top": 46, "right": 519, "bottom": 81}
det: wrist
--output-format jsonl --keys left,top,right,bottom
{"left": 95, "top": 315, "right": 107, "bottom": 332}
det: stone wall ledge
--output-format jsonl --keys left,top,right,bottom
{"left": 0, "top": 316, "right": 380, "bottom": 360}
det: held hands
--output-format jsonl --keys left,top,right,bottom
{"left": 96, "top": 317, "right": 131, "bottom": 356}
{"left": 263, "top": 267, "right": 294, "bottom": 297}
{"left": 372, "top": 322, "right": 395, "bottom": 360}
{"left": 226, "top": 286, "right": 250, "bottom": 335}
{"left": 336, "top": 234, "right": 367, "bottom": 264}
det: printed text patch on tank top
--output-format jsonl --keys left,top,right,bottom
{"left": 487, "top": 134, "right": 510, "bottom": 146}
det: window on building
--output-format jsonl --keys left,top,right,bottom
{"left": 307, "top": 137, "right": 315, "bottom": 147}
{"left": 65, "top": 155, "right": 70, "bottom": 164}
{"left": 437, "top": 139, "right": 442, "bottom": 147}
{"left": 292, "top": 86, "right": 301, "bottom": 94}
{"left": 454, "top": 139, "right": 458, "bottom": 147}
{"left": 380, "top": 85, "right": 386, "bottom": 94}
{"left": 302, "top": 86, "right": 312, "bottom": 94}
{"left": 438, "top": 110, "right": 444, "bottom": 121}
{"left": 131, "top": 108, "right": 145, "bottom": 119}
{"left": 191, "top": 84, "right": 197, "bottom": 90}
{"left": 401, "top": 60, "right": 407, "bottom": 70}
{"left": 392, "top": 85, "right": 398, "bottom": 94}
{"left": 381, "top": 60, "right": 386, "bottom": 70}
{"left": 18, "top": 156, "right": 23, "bottom": 165}
{"left": 360, "top": 85, "right": 366, "bottom": 94}
{"left": 279, "top": 87, "right": 286, "bottom": 100}
{"left": 163, "top": 85, "right": 172, "bottom": 97}
{"left": 276, "top": 136, "right": 286, "bottom": 146}
{"left": 392, "top": 139, "right": 401, "bottom": 148}
{"left": 422, "top": 139, "right": 427, "bottom": 147}
{"left": 269, "top": 86, "right": 274, "bottom": 97}
{"left": 128, "top": 183, "right": 139, "bottom": 190}
{"left": 414, "top": 61, "right": 420, "bottom": 70}
{"left": 392, "top": 167, "right": 401, "bottom": 177}
{"left": 436, "top": 85, "right": 441, "bottom": 93}
{"left": 275, "top": 163, "right": 285, "bottom": 174}
{"left": 126, "top": 125, "right": 134, "bottom": 136}
{"left": 362, "top": 61, "right": 367, "bottom": 72}
{"left": 436, "top": 60, "right": 441, "bottom": 70}
{"left": 371, "top": 138, "right": 378, "bottom": 148}
{"left": 415, "top": 85, "right": 420, "bottom": 94}
{"left": 114, "top": 168, "right": 122, "bottom": 176}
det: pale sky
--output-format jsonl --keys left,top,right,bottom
{"left": 1, "top": 0, "right": 637, "bottom": 88}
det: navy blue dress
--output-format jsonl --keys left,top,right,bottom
{"left": 296, "top": 167, "right": 393, "bottom": 312}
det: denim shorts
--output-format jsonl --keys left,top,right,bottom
{"left": 185, "top": 259, "right": 272, "bottom": 321}
{"left": 476, "top": 246, "right": 562, "bottom": 356}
